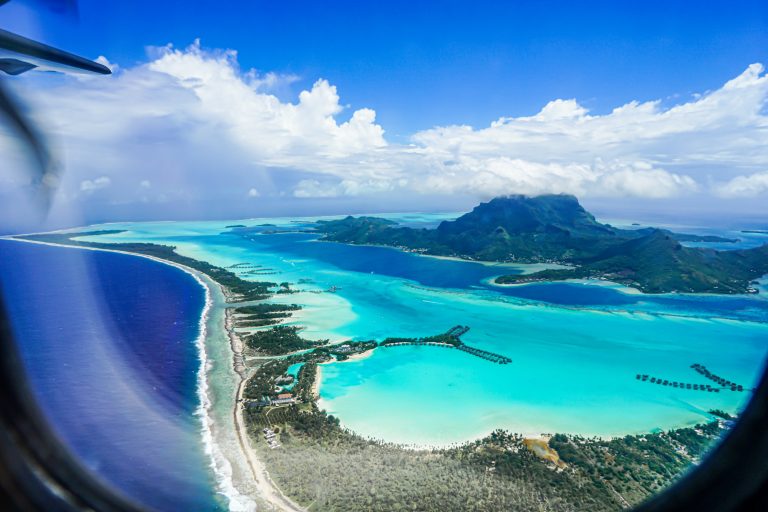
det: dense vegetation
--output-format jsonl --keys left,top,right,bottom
{"left": 323, "top": 341, "right": 378, "bottom": 361}
{"left": 293, "top": 362, "right": 318, "bottom": 401}
{"left": 497, "top": 229, "right": 768, "bottom": 294}
{"left": 232, "top": 303, "right": 300, "bottom": 328}
{"left": 547, "top": 422, "right": 725, "bottom": 504}
{"left": 248, "top": 401, "right": 727, "bottom": 512}
{"left": 314, "top": 195, "right": 768, "bottom": 294}
{"left": 243, "top": 350, "right": 328, "bottom": 402}
{"left": 243, "top": 359, "right": 293, "bottom": 400}
{"left": 235, "top": 303, "right": 300, "bottom": 316}
{"left": 254, "top": 417, "right": 581, "bottom": 512}
{"left": 243, "top": 325, "right": 327, "bottom": 355}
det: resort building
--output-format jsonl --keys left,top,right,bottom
{"left": 272, "top": 393, "right": 296, "bottom": 406}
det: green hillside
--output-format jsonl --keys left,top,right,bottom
{"left": 315, "top": 195, "right": 768, "bottom": 294}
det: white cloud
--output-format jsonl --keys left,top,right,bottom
{"left": 145, "top": 40, "right": 385, "bottom": 165}
{"left": 592, "top": 165, "right": 698, "bottom": 199}
{"left": 407, "top": 63, "right": 768, "bottom": 199}
{"left": 247, "top": 187, "right": 260, "bottom": 197}
{"left": 714, "top": 171, "right": 768, "bottom": 198}
{"left": 6, "top": 41, "right": 768, "bottom": 220}
{"left": 79, "top": 176, "right": 111, "bottom": 194}
{"left": 140, "top": 180, "right": 151, "bottom": 189}
{"left": 293, "top": 178, "right": 396, "bottom": 198}
{"left": 398, "top": 158, "right": 697, "bottom": 199}
{"left": 293, "top": 179, "right": 339, "bottom": 198}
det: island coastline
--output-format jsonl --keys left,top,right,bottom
{"left": 2, "top": 236, "right": 290, "bottom": 512}
{"left": 3, "top": 231, "right": 754, "bottom": 511}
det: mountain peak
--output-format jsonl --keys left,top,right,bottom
{"left": 437, "top": 194, "right": 610, "bottom": 237}
{"left": 314, "top": 195, "right": 768, "bottom": 294}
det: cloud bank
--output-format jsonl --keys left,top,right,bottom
{"left": 4, "top": 40, "right": 768, "bottom": 226}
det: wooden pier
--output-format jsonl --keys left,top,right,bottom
{"left": 635, "top": 364, "right": 746, "bottom": 393}
{"left": 228, "top": 262, "right": 263, "bottom": 269}
{"left": 691, "top": 364, "right": 744, "bottom": 392}
{"left": 446, "top": 325, "right": 470, "bottom": 339}
{"left": 455, "top": 344, "right": 512, "bottom": 364}
{"left": 380, "top": 326, "right": 511, "bottom": 364}
{"left": 636, "top": 374, "right": 722, "bottom": 392}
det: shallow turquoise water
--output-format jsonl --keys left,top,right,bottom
{"left": 75, "top": 216, "right": 768, "bottom": 445}
{"left": 281, "top": 362, "right": 304, "bottom": 391}
{"left": 287, "top": 362, "right": 305, "bottom": 378}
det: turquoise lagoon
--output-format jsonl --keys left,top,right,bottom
{"left": 73, "top": 215, "right": 768, "bottom": 446}
{"left": 280, "top": 362, "right": 305, "bottom": 391}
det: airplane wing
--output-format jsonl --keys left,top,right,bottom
{"left": 0, "top": 27, "right": 111, "bottom": 75}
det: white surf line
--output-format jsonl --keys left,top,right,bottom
{"left": 233, "top": 378, "right": 305, "bottom": 512}
{"left": 3, "top": 237, "right": 303, "bottom": 512}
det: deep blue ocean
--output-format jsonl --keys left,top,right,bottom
{"left": 0, "top": 240, "right": 221, "bottom": 511}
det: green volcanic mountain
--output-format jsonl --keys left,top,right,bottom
{"left": 314, "top": 194, "right": 767, "bottom": 294}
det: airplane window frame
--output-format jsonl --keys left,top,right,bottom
{"left": 1, "top": 9, "right": 767, "bottom": 512}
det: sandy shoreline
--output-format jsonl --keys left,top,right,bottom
{"left": 485, "top": 275, "right": 646, "bottom": 295}
{"left": 233, "top": 377, "right": 304, "bottom": 511}
{"left": 4, "top": 237, "right": 302, "bottom": 512}
{"left": 418, "top": 253, "right": 572, "bottom": 274}
{"left": 311, "top": 365, "right": 323, "bottom": 400}
{"left": 310, "top": 348, "right": 376, "bottom": 400}
{"left": 339, "top": 348, "right": 377, "bottom": 363}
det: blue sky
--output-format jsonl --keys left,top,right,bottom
{"left": 2, "top": 0, "right": 768, "bottom": 228}
{"left": 8, "top": 0, "right": 768, "bottom": 136}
